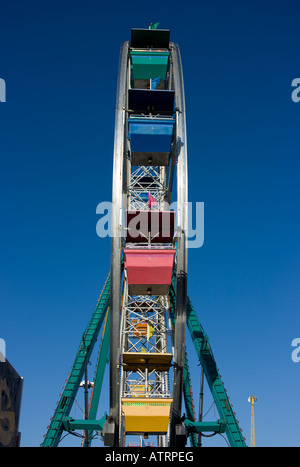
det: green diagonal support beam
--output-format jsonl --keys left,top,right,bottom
{"left": 86, "top": 311, "right": 110, "bottom": 446}
{"left": 170, "top": 278, "right": 247, "bottom": 447}
{"left": 41, "top": 274, "right": 111, "bottom": 447}
{"left": 185, "top": 295, "right": 247, "bottom": 447}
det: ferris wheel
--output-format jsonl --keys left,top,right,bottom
{"left": 106, "top": 26, "right": 188, "bottom": 446}
{"left": 42, "top": 26, "right": 246, "bottom": 448}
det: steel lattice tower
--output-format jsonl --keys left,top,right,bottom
{"left": 248, "top": 396, "right": 257, "bottom": 447}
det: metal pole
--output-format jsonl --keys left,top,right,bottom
{"left": 84, "top": 367, "right": 89, "bottom": 447}
{"left": 198, "top": 366, "right": 204, "bottom": 447}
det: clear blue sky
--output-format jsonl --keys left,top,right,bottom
{"left": 1, "top": 0, "right": 300, "bottom": 447}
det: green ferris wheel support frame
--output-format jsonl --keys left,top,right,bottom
{"left": 170, "top": 278, "right": 247, "bottom": 447}
{"left": 41, "top": 274, "right": 111, "bottom": 447}
{"left": 42, "top": 271, "right": 246, "bottom": 447}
